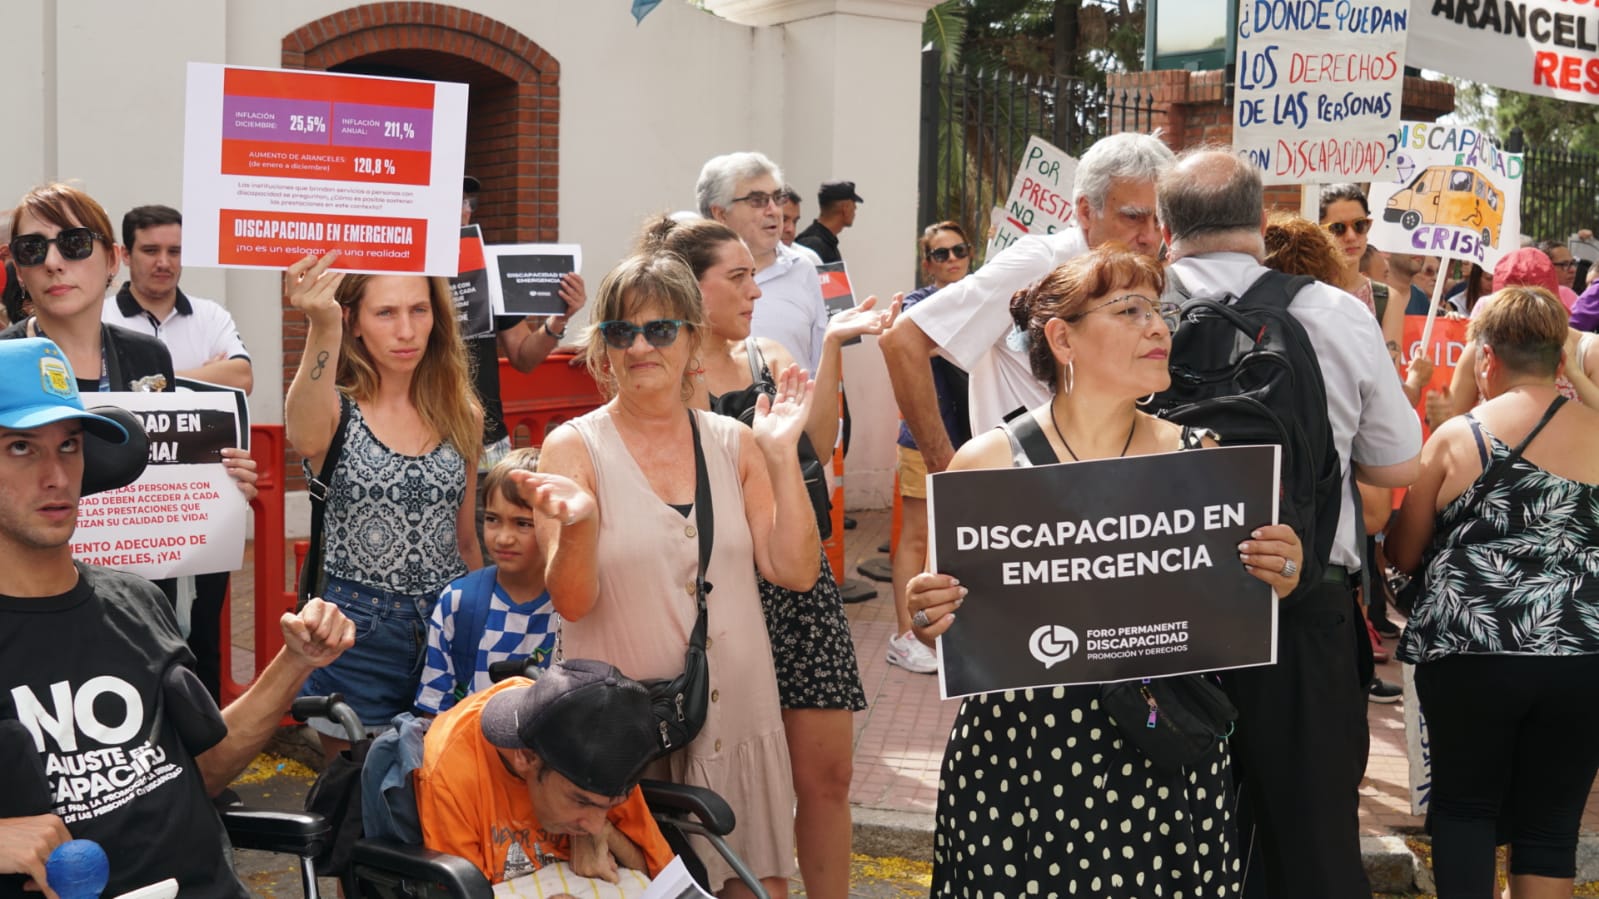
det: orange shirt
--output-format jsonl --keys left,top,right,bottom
{"left": 414, "top": 678, "right": 674, "bottom": 883}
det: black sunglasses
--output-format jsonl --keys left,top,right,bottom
{"left": 926, "top": 243, "right": 971, "bottom": 263}
{"left": 597, "top": 319, "right": 686, "bottom": 350}
{"left": 9, "top": 228, "right": 105, "bottom": 267}
{"left": 1323, "top": 219, "right": 1371, "bottom": 237}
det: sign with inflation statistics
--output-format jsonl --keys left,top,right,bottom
{"left": 1233, "top": 0, "right": 1408, "bottom": 184}
{"left": 182, "top": 64, "right": 468, "bottom": 276}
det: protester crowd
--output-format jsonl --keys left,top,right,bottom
{"left": 0, "top": 130, "right": 1597, "bottom": 899}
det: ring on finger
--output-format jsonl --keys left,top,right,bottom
{"left": 912, "top": 609, "right": 932, "bottom": 629}
{"left": 1280, "top": 558, "right": 1299, "bottom": 577}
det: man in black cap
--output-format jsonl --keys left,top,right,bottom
{"left": 414, "top": 658, "right": 674, "bottom": 885}
{"left": 795, "top": 180, "right": 862, "bottom": 265}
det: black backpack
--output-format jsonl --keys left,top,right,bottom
{"left": 1149, "top": 268, "right": 1344, "bottom": 605}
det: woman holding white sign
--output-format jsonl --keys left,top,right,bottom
{"left": 907, "top": 244, "right": 1303, "bottom": 897}
{"left": 285, "top": 253, "right": 483, "bottom": 757}
{"left": 1388, "top": 287, "right": 1599, "bottom": 899}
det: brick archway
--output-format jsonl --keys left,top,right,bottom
{"left": 279, "top": 3, "right": 559, "bottom": 490}
{"left": 282, "top": 2, "right": 559, "bottom": 246}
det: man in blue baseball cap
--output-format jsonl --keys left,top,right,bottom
{"left": 0, "top": 338, "right": 356, "bottom": 898}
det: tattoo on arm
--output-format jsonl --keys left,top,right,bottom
{"left": 311, "top": 350, "right": 329, "bottom": 381}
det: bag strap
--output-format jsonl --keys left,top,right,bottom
{"left": 1001, "top": 406, "right": 1061, "bottom": 466}
{"left": 687, "top": 411, "right": 714, "bottom": 647}
{"left": 449, "top": 566, "right": 500, "bottom": 699}
{"left": 743, "top": 336, "right": 765, "bottom": 385}
{"left": 301, "top": 395, "right": 352, "bottom": 607}
{"left": 1480, "top": 395, "right": 1567, "bottom": 494}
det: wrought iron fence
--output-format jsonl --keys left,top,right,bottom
{"left": 916, "top": 48, "right": 1155, "bottom": 262}
{"left": 1508, "top": 128, "right": 1599, "bottom": 243}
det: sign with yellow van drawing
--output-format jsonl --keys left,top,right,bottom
{"left": 1367, "top": 121, "right": 1523, "bottom": 270}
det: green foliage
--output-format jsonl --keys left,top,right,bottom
{"left": 925, "top": 1, "right": 970, "bottom": 74}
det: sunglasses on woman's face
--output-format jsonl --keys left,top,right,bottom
{"left": 1323, "top": 218, "right": 1371, "bottom": 238}
{"left": 597, "top": 318, "right": 686, "bottom": 350}
{"left": 926, "top": 243, "right": 971, "bottom": 263}
{"left": 8, "top": 228, "right": 104, "bottom": 267}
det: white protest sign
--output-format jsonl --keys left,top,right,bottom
{"left": 1368, "top": 121, "right": 1524, "bottom": 271}
{"left": 182, "top": 63, "right": 468, "bottom": 276}
{"left": 986, "top": 138, "right": 1078, "bottom": 260}
{"left": 1408, "top": 0, "right": 1599, "bottom": 105}
{"left": 1234, "top": 0, "right": 1408, "bottom": 184}
{"left": 71, "top": 392, "right": 247, "bottom": 580}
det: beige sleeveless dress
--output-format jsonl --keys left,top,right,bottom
{"left": 560, "top": 407, "right": 796, "bottom": 887}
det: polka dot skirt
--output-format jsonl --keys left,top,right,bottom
{"left": 932, "top": 685, "right": 1242, "bottom": 898}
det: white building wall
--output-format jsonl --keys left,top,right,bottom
{"left": 1, "top": 0, "right": 936, "bottom": 520}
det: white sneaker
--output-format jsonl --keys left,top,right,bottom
{"left": 887, "top": 631, "right": 939, "bottom": 674}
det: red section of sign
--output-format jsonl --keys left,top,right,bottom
{"left": 458, "top": 232, "right": 486, "bottom": 273}
{"left": 219, "top": 139, "right": 431, "bottom": 185}
{"left": 818, "top": 270, "right": 852, "bottom": 303}
{"left": 224, "top": 67, "right": 435, "bottom": 108}
{"left": 217, "top": 209, "right": 428, "bottom": 272}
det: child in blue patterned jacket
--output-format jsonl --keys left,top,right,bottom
{"left": 416, "top": 448, "right": 557, "bottom": 714}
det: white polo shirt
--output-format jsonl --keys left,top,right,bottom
{"left": 103, "top": 285, "right": 250, "bottom": 371}
{"left": 1167, "top": 252, "right": 1422, "bottom": 569}
{"left": 752, "top": 242, "right": 828, "bottom": 373}
{"left": 904, "top": 228, "right": 1088, "bottom": 434}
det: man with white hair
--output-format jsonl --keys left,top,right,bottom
{"left": 880, "top": 131, "right": 1177, "bottom": 474}
{"left": 697, "top": 151, "right": 827, "bottom": 371}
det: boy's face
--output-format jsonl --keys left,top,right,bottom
{"left": 484, "top": 491, "right": 539, "bottom": 576}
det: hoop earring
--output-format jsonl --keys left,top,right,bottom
{"left": 1063, "top": 360, "right": 1075, "bottom": 396}
{"left": 1136, "top": 393, "right": 1156, "bottom": 406}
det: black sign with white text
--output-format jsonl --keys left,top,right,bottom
{"left": 929, "top": 444, "right": 1281, "bottom": 699}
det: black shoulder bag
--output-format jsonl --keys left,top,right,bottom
{"left": 1003, "top": 409, "right": 1238, "bottom": 775}
{"left": 297, "top": 395, "right": 352, "bottom": 610}
{"left": 641, "top": 410, "right": 714, "bottom": 758}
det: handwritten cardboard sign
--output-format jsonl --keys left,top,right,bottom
{"left": 986, "top": 138, "right": 1079, "bottom": 260}
{"left": 1233, "top": 0, "right": 1408, "bottom": 183}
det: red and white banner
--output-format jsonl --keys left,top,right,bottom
{"left": 182, "top": 64, "right": 468, "bottom": 275}
{"left": 1408, "top": 0, "right": 1599, "bottom": 104}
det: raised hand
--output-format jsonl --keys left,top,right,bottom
{"left": 285, "top": 252, "right": 345, "bottom": 329}
{"left": 825, "top": 293, "right": 899, "bottom": 344}
{"left": 280, "top": 597, "right": 355, "bottom": 669}
{"left": 510, "top": 471, "right": 598, "bottom": 527}
{"left": 751, "top": 363, "right": 815, "bottom": 451}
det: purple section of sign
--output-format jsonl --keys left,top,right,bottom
{"left": 221, "top": 95, "right": 332, "bottom": 145}
{"left": 331, "top": 103, "right": 434, "bottom": 151}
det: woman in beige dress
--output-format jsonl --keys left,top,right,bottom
{"left": 523, "top": 252, "right": 820, "bottom": 899}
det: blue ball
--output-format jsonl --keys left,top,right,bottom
{"left": 46, "top": 839, "right": 110, "bottom": 899}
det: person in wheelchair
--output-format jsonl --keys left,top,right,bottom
{"left": 414, "top": 658, "right": 674, "bottom": 885}
{"left": 0, "top": 338, "right": 355, "bottom": 898}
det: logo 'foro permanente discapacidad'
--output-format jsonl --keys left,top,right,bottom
{"left": 1029, "top": 624, "right": 1079, "bottom": 669}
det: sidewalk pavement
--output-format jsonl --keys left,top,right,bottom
{"left": 834, "top": 509, "right": 1599, "bottom": 893}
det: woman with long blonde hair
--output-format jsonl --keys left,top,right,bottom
{"left": 285, "top": 252, "right": 482, "bottom": 756}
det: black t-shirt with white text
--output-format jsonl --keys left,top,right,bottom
{"left": 0, "top": 564, "right": 243, "bottom": 898}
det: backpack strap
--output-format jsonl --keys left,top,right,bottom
{"left": 1235, "top": 269, "right": 1317, "bottom": 311}
{"left": 1001, "top": 406, "right": 1060, "bottom": 466}
{"left": 449, "top": 566, "right": 501, "bottom": 700}
{"left": 299, "top": 394, "right": 352, "bottom": 609}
